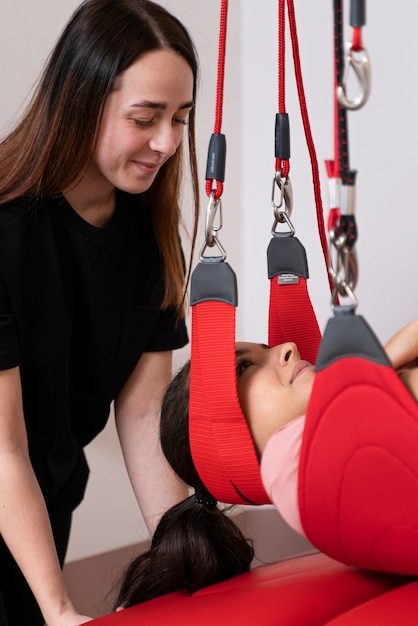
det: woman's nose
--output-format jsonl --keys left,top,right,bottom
{"left": 149, "top": 123, "right": 177, "bottom": 158}
{"left": 275, "top": 342, "right": 300, "bottom": 366}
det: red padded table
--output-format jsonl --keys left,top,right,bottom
{"left": 323, "top": 580, "right": 418, "bottom": 625}
{"left": 90, "top": 553, "right": 410, "bottom": 625}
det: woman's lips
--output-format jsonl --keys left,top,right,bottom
{"left": 291, "top": 361, "right": 314, "bottom": 383}
{"left": 132, "top": 160, "right": 161, "bottom": 175}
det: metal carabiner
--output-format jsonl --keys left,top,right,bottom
{"left": 328, "top": 226, "right": 359, "bottom": 304}
{"left": 337, "top": 43, "right": 371, "bottom": 111}
{"left": 271, "top": 172, "right": 293, "bottom": 222}
{"left": 205, "top": 191, "right": 223, "bottom": 247}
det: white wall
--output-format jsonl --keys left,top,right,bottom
{"left": 1, "top": 1, "right": 418, "bottom": 562}
{"left": 241, "top": 0, "right": 418, "bottom": 344}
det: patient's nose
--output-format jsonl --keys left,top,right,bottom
{"left": 275, "top": 342, "right": 300, "bottom": 366}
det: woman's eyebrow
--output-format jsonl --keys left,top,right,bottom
{"left": 235, "top": 344, "right": 270, "bottom": 357}
{"left": 128, "top": 100, "right": 194, "bottom": 110}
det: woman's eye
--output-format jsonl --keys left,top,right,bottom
{"left": 173, "top": 117, "right": 189, "bottom": 126}
{"left": 133, "top": 118, "right": 153, "bottom": 128}
{"left": 236, "top": 359, "right": 253, "bottom": 378}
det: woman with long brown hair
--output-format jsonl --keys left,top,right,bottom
{"left": 0, "top": 1, "right": 199, "bottom": 624}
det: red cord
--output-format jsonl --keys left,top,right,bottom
{"left": 205, "top": 0, "right": 228, "bottom": 200}
{"left": 278, "top": 0, "right": 286, "bottom": 114}
{"left": 214, "top": 1, "right": 228, "bottom": 135}
{"left": 284, "top": 0, "right": 332, "bottom": 294}
{"left": 276, "top": 0, "right": 290, "bottom": 177}
{"left": 351, "top": 26, "right": 362, "bottom": 51}
{"left": 332, "top": 0, "right": 343, "bottom": 180}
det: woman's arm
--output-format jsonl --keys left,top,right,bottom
{"left": 0, "top": 367, "right": 92, "bottom": 626}
{"left": 115, "top": 351, "right": 188, "bottom": 536}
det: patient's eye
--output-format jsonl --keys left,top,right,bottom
{"left": 236, "top": 358, "right": 253, "bottom": 378}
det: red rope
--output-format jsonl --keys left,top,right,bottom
{"left": 351, "top": 26, "right": 362, "bottom": 51}
{"left": 286, "top": 0, "right": 332, "bottom": 294}
{"left": 278, "top": 0, "right": 286, "bottom": 114}
{"left": 333, "top": 0, "right": 344, "bottom": 180}
{"left": 205, "top": 0, "right": 228, "bottom": 200}
{"left": 213, "top": 1, "right": 228, "bottom": 135}
{"left": 276, "top": 0, "right": 289, "bottom": 177}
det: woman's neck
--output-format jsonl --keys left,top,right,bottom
{"left": 63, "top": 167, "right": 116, "bottom": 228}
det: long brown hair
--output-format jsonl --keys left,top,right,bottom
{"left": 0, "top": 0, "right": 200, "bottom": 310}
{"left": 113, "top": 361, "right": 254, "bottom": 608}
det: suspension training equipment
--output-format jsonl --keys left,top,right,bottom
{"left": 189, "top": 0, "right": 330, "bottom": 505}
{"left": 189, "top": 0, "right": 418, "bottom": 578}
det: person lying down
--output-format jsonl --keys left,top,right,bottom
{"left": 113, "top": 318, "right": 418, "bottom": 610}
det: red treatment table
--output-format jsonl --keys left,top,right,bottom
{"left": 90, "top": 552, "right": 413, "bottom": 625}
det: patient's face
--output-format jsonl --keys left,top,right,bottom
{"left": 235, "top": 342, "right": 315, "bottom": 455}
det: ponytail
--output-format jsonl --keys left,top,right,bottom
{"left": 113, "top": 495, "right": 254, "bottom": 609}
{"left": 113, "top": 360, "right": 254, "bottom": 609}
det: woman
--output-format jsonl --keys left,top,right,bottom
{"left": 0, "top": 1, "right": 199, "bottom": 624}
{"left": 113, "top": 319, "right": 418, "bottom": 609}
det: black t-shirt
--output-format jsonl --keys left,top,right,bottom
{"left": 0, "top": 191, "right": 188, "bottom": 509}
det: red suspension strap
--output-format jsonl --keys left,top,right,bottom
{"left": 189, "top": 0, "right": 346, "bottom": 506}
{"left": 268, "top": 0, "right": 329, "bottom": 365}
{"left": 189, "top": 0, "right": 270, "bottom": 505}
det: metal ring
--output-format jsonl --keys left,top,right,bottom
{"left": 199, "top": 236, "right": 227, "bottom": 263}
{"left": 271, "top": 210, "right": 296, "bottom": 237}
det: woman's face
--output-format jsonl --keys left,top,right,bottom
{"left": 90, "top": 49, "right": 194, "bottom": 195}
{"left": 235, "top": 342, "right": 315, "bottom": 455}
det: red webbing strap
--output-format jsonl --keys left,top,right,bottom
{"left": 190, "top": 1, "right": 269, "bottom": 506}
{"left": 299, "top": 358, "right": 418, "bottom": 576}
{"left": 268, "top": 279, "right": 321, "bottom": 365}
{"left": 189, "top": 300, "right": 270, "bottom": 505}
{"left": 269, "top": 0, "right": 327, "bottom": 359}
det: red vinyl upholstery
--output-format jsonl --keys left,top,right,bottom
{"left": 90, "top": 553, "right": 409, "bottom": 625}
{"left": 323, "top": 580, "right": 418, "bottom": 625}
{"left": 299, "top": 357, "right": 418, "bottom": 576}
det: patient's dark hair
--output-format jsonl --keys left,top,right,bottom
{"left": 113, "top": 361, "right": 254, "bottom": 609}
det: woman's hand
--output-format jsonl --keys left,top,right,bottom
{"left": 397, "top": 368, "right": 418, "bottom": 402}
{"left": 384, "top": 319, "right": 418, "bottom": 371}
{"left": 46, "top": 609, "right": 94, "bottom": 625}
{"left": 385, "top": 319, "right": 418, "bottom": 401}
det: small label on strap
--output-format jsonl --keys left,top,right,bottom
{"left": 278, "top": 273, "right": 300, "bottom": 285}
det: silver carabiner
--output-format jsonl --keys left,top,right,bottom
{"left": 271, "top": 173, "right": 293, "bottom": 222}
{"left": 205, "top": 191, "right": 223, "bottom": 247}
{"left": 328, "top": 227, "right": 359, "bottom": 304}
{"left": 337, "top": 43, "right": 371, "bottom": 111}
